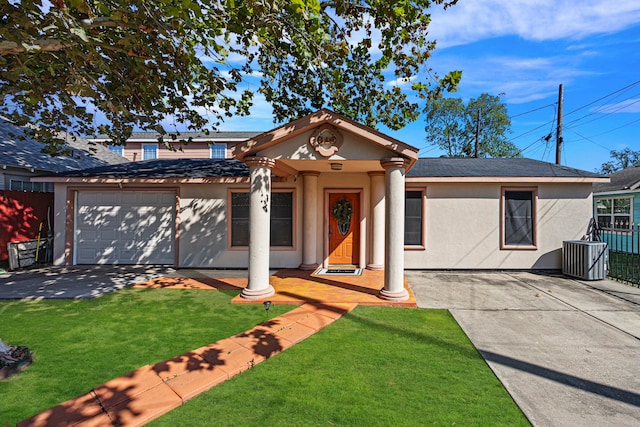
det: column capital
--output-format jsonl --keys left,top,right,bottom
{"left": 299, "top": 170, "right": 321, "bottom": 177}
{"left": 367, "top": 170, "right": 386, "bottom": 177}
{"left": 244, "top": 156, "right": 275, "bottom": 169}
{"left": 380, "top": 157, "right": 411, "bottom": 170}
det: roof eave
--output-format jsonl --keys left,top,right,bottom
{"left": 406, "top": 176, "right": 610, "bottom": 183}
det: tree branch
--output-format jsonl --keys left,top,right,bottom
{"left": 0, "top": 17, "right": 152, "bottom": 55}
{"left": 0, "top": 39, "right": 76, "bottom": 54}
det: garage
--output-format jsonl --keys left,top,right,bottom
{"left": 74, "top": 191, "right": 176, "bottom": 265}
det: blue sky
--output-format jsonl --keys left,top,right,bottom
{"left": 214, "top": 0, "right": 640, "bottom": 173}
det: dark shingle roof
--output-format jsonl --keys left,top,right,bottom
{"left": 408, "top": 158, "right": 605, "bottom": 179}
{"left": 0, "top": 117, "right": 128, "bottom": 172}
{"left": 593, "top": 166, "right": 640, "bottom": 193}
{"left": 54, "top": 158, "right": 249, "bottom": 178}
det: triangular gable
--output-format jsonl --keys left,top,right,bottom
{"left": 232, "top": 109, "right": 419, "bottom": 168}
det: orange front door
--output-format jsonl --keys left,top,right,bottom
{"left": 328, "top": 193, "right": 359, "bottom": 266}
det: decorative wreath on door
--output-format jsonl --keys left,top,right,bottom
{"left": 332, "top": 198, "right": 353, "bottom": 235}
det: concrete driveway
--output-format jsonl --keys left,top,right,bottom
{"left": 407, "top": 271, "right": 640, "bottom": 426}
{"left": 0, "top": 265, "right": 174, "bottom": 299}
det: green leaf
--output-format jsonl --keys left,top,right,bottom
{"left": 70, "top": 27, "right": 89, "bottom": 42}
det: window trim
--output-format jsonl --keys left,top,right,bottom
{"left": 209, "top": 143, "right": 228, "bottom": 159}
{"left": 227, "top": 188, "right": 296, "bottom": 251}
{"left": 594, "top": 196, "right": 633, "bottom": 229}
{"left": 10, "top": 179, "right": 49, "bottom": 193}
{"left": 501, "top": 187, "right": 538, "bottom": 250}
{"left": 141, "top": 143, "right": 158, "bottom": 160}
{"left": 404, "top": 187, "right": 426, "bottom": 250}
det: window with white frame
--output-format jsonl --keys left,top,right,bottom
{"left": 107, "top": 145, "right": 124, "bottom": 156}
{"left": 142, "top": 144, "right": 158, "bottom": 160}
{"left": 10, "top": 179, "right": 50, "bottom": 192}
{"left": 405, "top": 189, "right": 425, "bottom": 247}
{"left": 596, "top": 197, "right": 632, "bottom": 229}
{"left": 502, "top": 188, "right": 537, "bottom": 249}
{"left": 210, "top": 144, "right": 227, "bottom": 159}
{"left": 230, "top": 190, "right": 294, "bottom": 247}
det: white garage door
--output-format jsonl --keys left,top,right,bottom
{"left": 75, "top": 191, "right": 176, "bottom": 265}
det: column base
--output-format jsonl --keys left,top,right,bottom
{"left": 378, "top": 287, "right": 409, "bottom": 302}
{"left": 366, "top": 264, "right": 384, "bottom": 271}
{"left": 240, "top": 285, "right": 275, "bottom": 301}
{"left": 299, "top": 263, "right": 319, "bottom": 271}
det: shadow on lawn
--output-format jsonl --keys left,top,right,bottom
{"left": 17, "top": 317, "right": 290, "bottom": 426}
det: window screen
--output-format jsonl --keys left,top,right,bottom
{"left": 504, "top": 190, "right": 535, "bottom": 246}
{"left": 405, "top": 190, "right": 423, "bottom": 246}
{"left": 270, "top": 192, "right": 293, "bottom": 246}
{"left": 231, "top": 191, "right": 293, "bottom": 247}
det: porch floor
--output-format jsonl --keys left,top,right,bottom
{"left": 134, "top": 268, "right": 417, "bottom": 308}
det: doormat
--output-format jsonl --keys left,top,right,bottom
{"left": 313, "top": 268, "right": 363, "bottom": 276}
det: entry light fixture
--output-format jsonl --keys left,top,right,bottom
{"left": 330, "top": 162, "right": 343, "bottom": 171}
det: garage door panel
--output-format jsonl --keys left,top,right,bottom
{"left": 75, "top": 191, "right": 176, "bottom": 265}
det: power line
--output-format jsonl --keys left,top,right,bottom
{"left": 580, "top": 116, "right": 640, "bottom": 140}
{"left": 509, "top": 119, "right": 555, "bottom": 142}
{"left": 564, "top": 94, "right": 640, "bottom": 130}
{"left": 509, "top": 103, "right": 556, "bottom": 119}
{"left": 509, "top": 80, "right": 640, "bottom": 158}
{"left": 569, "top": 131, "right": 612, "bottom": 152}
{"left": 563, "top": 79, "right": 640, "bottom": 117}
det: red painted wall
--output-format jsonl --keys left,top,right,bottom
{"left": 0, "top": 191, "right": 54, "bottom": 261}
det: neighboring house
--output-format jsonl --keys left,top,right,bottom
{"left": 593, "top": 166, "right": 640, "bottom": 229}
{"left": 592, "top": 166, "right": 640, "bottom": 255}
{"left": 0, "top": 117, "right": 128, "bottom": 190}
{"left": 36, "top": 110, "right": 607, "bottom": 300}
{"left": 89, "top": 131, "right": 261, "bottom": 162}
{"left": 0, "top": 117, "right": 129, "bottom": 262}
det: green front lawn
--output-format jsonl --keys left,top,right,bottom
{"left": 1, "top": 288, "right": 529, "bottom": 426}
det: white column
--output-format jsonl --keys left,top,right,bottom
{"left": 367, "top": 171, "right": 385, "bottom": 270}
{"left": 379, "top": 158, "right": 410, "bottom": 301}
{"left": 241, "top": 157, "right": 276, "bottom": 300}
{"left": 299, "top": 171, "right": 320, "bottom": 270}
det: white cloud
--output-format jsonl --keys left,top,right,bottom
{"left": 428, "top": 0, "right": 640, "bottom": 47}
{"left": 386, "top": 75, "right": 417, "bottom": 87}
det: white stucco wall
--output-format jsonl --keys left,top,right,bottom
{"left": 258, "top": 130, "right": 392, "bottom": 161}
{"left": 178, "top": 180, "right": 303, "bottom": 268}
{"left": 52, "top": 183, "right": 69, "bottom": 265}
{"left": 51, "top": 177, "right": 594, "bottom": 271}
{"left": 404, "top": 182, "right": 594, "bottom": 270}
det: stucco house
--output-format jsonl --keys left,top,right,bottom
{"left": 35, "top": 110, "right": 607, "bottom": 301}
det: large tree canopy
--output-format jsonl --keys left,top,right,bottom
{"left": 424, "top": 93, "right": 518, "bottom": 158}
{"left": 0, "top": 0, "right": 461, "bottom": 152}
{"left": 599, "top": 148, "right": 640, "bottom": 174}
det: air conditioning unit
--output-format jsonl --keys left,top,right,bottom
{"left": 562, "top": 240, "right": 608, "bottom": 280}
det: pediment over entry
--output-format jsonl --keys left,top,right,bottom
{"left": 232, "top": 109, "right": 418, "bottom": 176}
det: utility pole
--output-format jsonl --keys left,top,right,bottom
{"left": 474, "top": 109, "right": 480, "bottom": 158}
{"left": 555, "top": 84, "right": 564, "bottom": 165}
